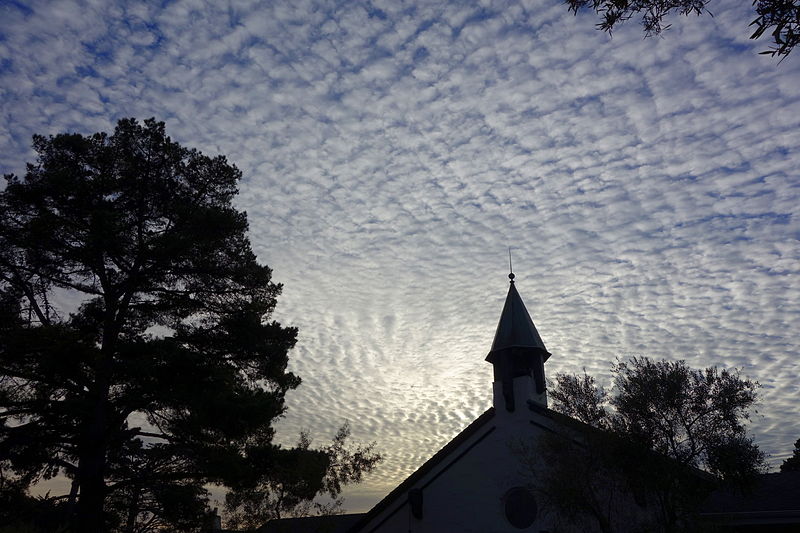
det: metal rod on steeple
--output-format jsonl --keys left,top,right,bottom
{"left": 508, "top": 247, "right": 515, "bottom": 283}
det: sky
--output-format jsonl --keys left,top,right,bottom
{"left": 2, "top": 0, "right": 799, "bottom": 516}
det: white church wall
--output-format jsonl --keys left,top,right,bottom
{"left": 358, "top": 392, "right": 562, "bottom": 532}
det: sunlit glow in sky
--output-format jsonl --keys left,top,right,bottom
{"left": 1, "top": 0, "right": 799, "bottom": 514}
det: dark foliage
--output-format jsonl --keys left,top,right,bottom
{"left": 0, "top": 118, "right": 302, "bottom": 532}
{"left": 565, "top": 0, "right": 800, "bottom": 58}
{"left": 517, "top": 428, "right": 628, "bottom": 533}
{"left": 610, "top": 358, "right": 764, "bottom": 487}
{"left": 224, "top": 423, "right": 382, "bottom": 530}
{"left": 780, "top": 438, "right": 800, "bottom": 472}
{"left": 541, "top": 357, "right": 765, "bottom": 532}
{"left": 549, "top": 370, "right": 609, "bottom": 429}
{"left": 750, "top": 0, "right": 800, "bottom": 58}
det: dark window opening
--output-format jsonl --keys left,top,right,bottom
{"left": 504, "top": 486, "right": 537, "bottom": 529}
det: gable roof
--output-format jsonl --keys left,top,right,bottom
{"left": 346, "top": 408, "right": 496, "bottom": 532}
{"left": 347, "top": 402, "right": 631, "bottom": 533}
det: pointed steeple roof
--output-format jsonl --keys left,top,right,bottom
{"left": 487, "top": 275, "right": 550, "bottom": 362}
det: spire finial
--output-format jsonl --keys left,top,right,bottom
{"left": 508, "top": 247, "right": 515, "bottom": 283}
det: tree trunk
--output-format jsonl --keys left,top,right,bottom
{"left": 74, "top": 297, "right": 120, "bottom": 532}
{"left": 75, "top": 383, "right": 110, "bottom": 533}
{"left": 123, "top": 486, "right": 141, "bottom": 533}
{"left": 75, "top": 327, "right": 115, "bottom": 532}
{"left": 64, "top": 477, "right": 80, "bottom": 528}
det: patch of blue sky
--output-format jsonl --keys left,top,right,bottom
{"left": 365, "top": 4, "right": 388, "bottom": 21}
{"left": 31, "top": 85, "right": 64, "bottom": 102}
{"left": 404, "top": 17, "right": 437, "bottom": 44}
{"left": 451, "top": 6, "right": 498, "bottom": 37}
{"left": 225, "top": 3, "right": 246, "bottom": 28}
{"left": 2, "top": 0, "right": 33, "bottom": 17}
{"left": 82, "top": 39, "right": 116, "bottom": 65}
{"left": 74, "top": 64, "right": 99, "bottom": 79}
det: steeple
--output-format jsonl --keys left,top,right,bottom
{"left": 486, "top": 273, "right": 550, "bottom": 412}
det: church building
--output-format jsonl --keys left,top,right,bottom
{"left": 334, "top": 272, "right": 642, "bottom": 533}
{"left": 263, "top": 273, "right": 613, "bottom": 533}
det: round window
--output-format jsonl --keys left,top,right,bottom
{"left": 503, "top": 487, "right": 537, "bottom": 529}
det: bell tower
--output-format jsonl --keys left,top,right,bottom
{"left": 485, "top": 272, "right": 550, "bottom": 412}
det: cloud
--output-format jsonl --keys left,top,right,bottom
{"left": 3, "top": 0, "right": 799, "bottom": 513}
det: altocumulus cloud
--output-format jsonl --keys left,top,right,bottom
{"left": 1, "top": 0, "right": 799, "bottom": 513}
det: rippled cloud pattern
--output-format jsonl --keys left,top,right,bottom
{"left": 2, "top": 0, "right": 799, "bottom": 512}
